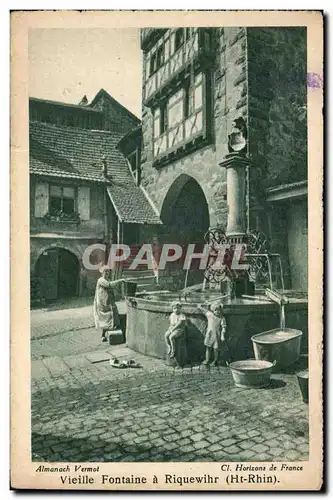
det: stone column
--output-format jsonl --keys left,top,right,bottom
{"left": 219, "top": 153, "right": 249, "bottom": 240}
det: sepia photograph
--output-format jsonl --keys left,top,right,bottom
{"left": 10, "top": 10, "right": 323, "bottom": 490}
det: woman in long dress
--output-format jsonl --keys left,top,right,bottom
{"left": 93, "top": 266, "right": 125, "bottom": 342}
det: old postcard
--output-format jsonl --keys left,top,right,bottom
{"left": 10, "top": 10, "right": 323, "bottom": 491}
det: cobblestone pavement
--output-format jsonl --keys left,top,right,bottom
{"left": 31, "top": 339, "right": 309, "bottom": 463}
{"left": 31, "top": 327, "right": 111, "bottom": 360}
{"left": 31, "top": 300, "right": 126, "bottom": 340}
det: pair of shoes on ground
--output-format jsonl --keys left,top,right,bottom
{"left": 109, "top": 358, "right": 141, "bottom": 369}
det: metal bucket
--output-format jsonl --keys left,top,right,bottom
{"left": 227, "top": 359, "right": 276, "bottom": 388}
{"left": 124, "top": 281, "right": 137, "bottom": 297}
{"left": 297, "top": 370, "right": 309, "bottom": 403}
{"left": 251, "top": 328, "right": 303, "bottom": 369}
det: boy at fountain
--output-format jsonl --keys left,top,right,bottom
{"left": 199, "top": 302, "right": 227, "bottom": 366}
{"left": 165, "top": 301, "right": 187, "bottom": 358}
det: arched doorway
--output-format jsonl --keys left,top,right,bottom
{"left": 35, "top": 247, "right": 80, "bottom": 301}
{"left": 160, "top": 175, "right": 210, "bottom": 288}
{"left": 161, "top": 174, "right": 210, "bottom": 246}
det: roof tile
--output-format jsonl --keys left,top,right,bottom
{"left": 29, "top": 121, "right": 161, "bottom": 225}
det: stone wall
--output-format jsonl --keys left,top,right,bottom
{"left": 246, "top": 28, "right": 307, "bottom": 289}
{"left": 30, "top": 178, "right": 111, "bottom": 300}
{"left": 247, "top": 27, "right": 307, "bottom": 195}
{"left": 140, "top": 27, "right": 249, "bottom": 232}
{"left": 30, "top": 178, "right": 106, "bottom": 238}
{"left": 139, "top": 27, "right": 307, "bottom": 291}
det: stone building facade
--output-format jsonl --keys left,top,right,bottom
{"left": 139, "top": 27, "right": 307, "bottom": 290}
{"left": 30, "top": 90, "right": 161, "bottom": 304}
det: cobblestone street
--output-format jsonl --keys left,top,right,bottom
{"left": 31, "top": 306, "right": 309, "bottom": 464}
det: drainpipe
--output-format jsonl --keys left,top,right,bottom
{"left": 116, "top": 218, "right": 123, "bottom": 280}
{"left": 102, "top": 155, "right": 109, "bottom": 264}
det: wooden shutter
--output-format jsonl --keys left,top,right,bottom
{"left": 77, "top": 186, "right": 90, "bottom": 221}
{"left": 34, "top": 182, "right": 49, "bottom": 217}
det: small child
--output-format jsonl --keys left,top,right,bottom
{"left": 165, "top": 301, "right": 186, "bottom": 358}
{"left": 199, "top": 302, "right": 227, "bottom": 366}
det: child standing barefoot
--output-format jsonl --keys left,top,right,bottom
{"left": 165, "top": 301, "right": 186, "bottom": 358}
{"left": 199, "top": 302, "right": 227, "bottom": 366}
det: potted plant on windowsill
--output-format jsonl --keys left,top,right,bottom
{"left": 42, "top": 210, "right": 81, "bottom": 223}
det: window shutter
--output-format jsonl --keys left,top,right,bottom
{"left": 77, "top": 186, "right": 90, "bottom": 221}
{"left": 34, "top": 182, "right": 49, "bottom": 217}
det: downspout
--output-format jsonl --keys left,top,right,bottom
{"left": 102, "top": 155, "right": 110, "bottom": 265}
{"left": 115, "top": 218, "right": 124, "bottom": 281}
{"left": 103, "top": 188, "right": 109, "bottom": 265}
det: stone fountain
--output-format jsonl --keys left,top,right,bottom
{"left": 125, "top": 119, "right": 308, "bottom": 365}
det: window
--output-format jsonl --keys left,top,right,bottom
{"left": 149, "top": 45, "right": 165, "bottom": 77}
{"left": 160, "top": 103, "right": 168, "bottom": 134}
{"left": 156, "top": 46, "right": 164, "bottom": 69}
{"left": 149, "top": 52, "right": 157, "bottom": 76}
{"left": 184, "top": 85, "right": 195, "bottom": 118}
{"left": 175, "top": 29, "right": 184, "bottom": 51}
{"left": 49, "top": 185, "right": 76, "bottom": 215}
{"left": 152, "top": 71, "right": 207, "bottom": 161}
{"left": 154, "top": 104, "right": 168, "bottom": 138}
{"left": 184, "top": 74, "right": 203, "bottom": 118}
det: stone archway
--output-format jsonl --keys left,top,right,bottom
{"left": 35, "top": 247, "right": 80, "bottom": 301}
{"left": 160, "top": 174, "right": 210, "bottom": 246}
{"left": 159, "top": 174, "right": 210, "bottom": 289}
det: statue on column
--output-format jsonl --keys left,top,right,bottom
{"left": 228, "top": 117, "right": 248, "bottom": 154}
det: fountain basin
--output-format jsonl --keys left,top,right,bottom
{"left": 251, "top": 328, "right": 303, "bottom": 369}
{"left": 125, "top": 291, "right": 308, "bottom": 363}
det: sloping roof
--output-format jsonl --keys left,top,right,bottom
{"left": 89, "top": 88, "right": 140, "bottom": 124}
{"left": 30, "top": 121, "right": 127, "bottom": 182}
{"left": 107, "top": 185, "right": 161, "bottom": 225}
{"left": 30, "top": 96, "right": 102, "bottom": 113}
{"left": 29, "top": 121, "right": 161, "bottom": 225}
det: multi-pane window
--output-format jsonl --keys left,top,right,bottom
{"left": 149, "top": 44, "right": 166, "bottom": 76}
{"left": 153, "top": 103, "right": 169, "bottom": 138}
{"left": 152, "top": 72, "right": 206, "bottom": 159}
{"left": 174, "top": 29, "right": 184, "bottom": 51}
{"left": 144, "top": 28, "right": 201, "bottom": 102}
{"left": 49, "top": 185, "right": 76, "bottom": 215}
{"left": 149, "top": 52, "right": 157, "bottom": 76}
{"left": 184, "top": 74, "right": 203, "bottom": 118}
{"left": 156, "top": 46, "right": 164, "bottom": 70}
